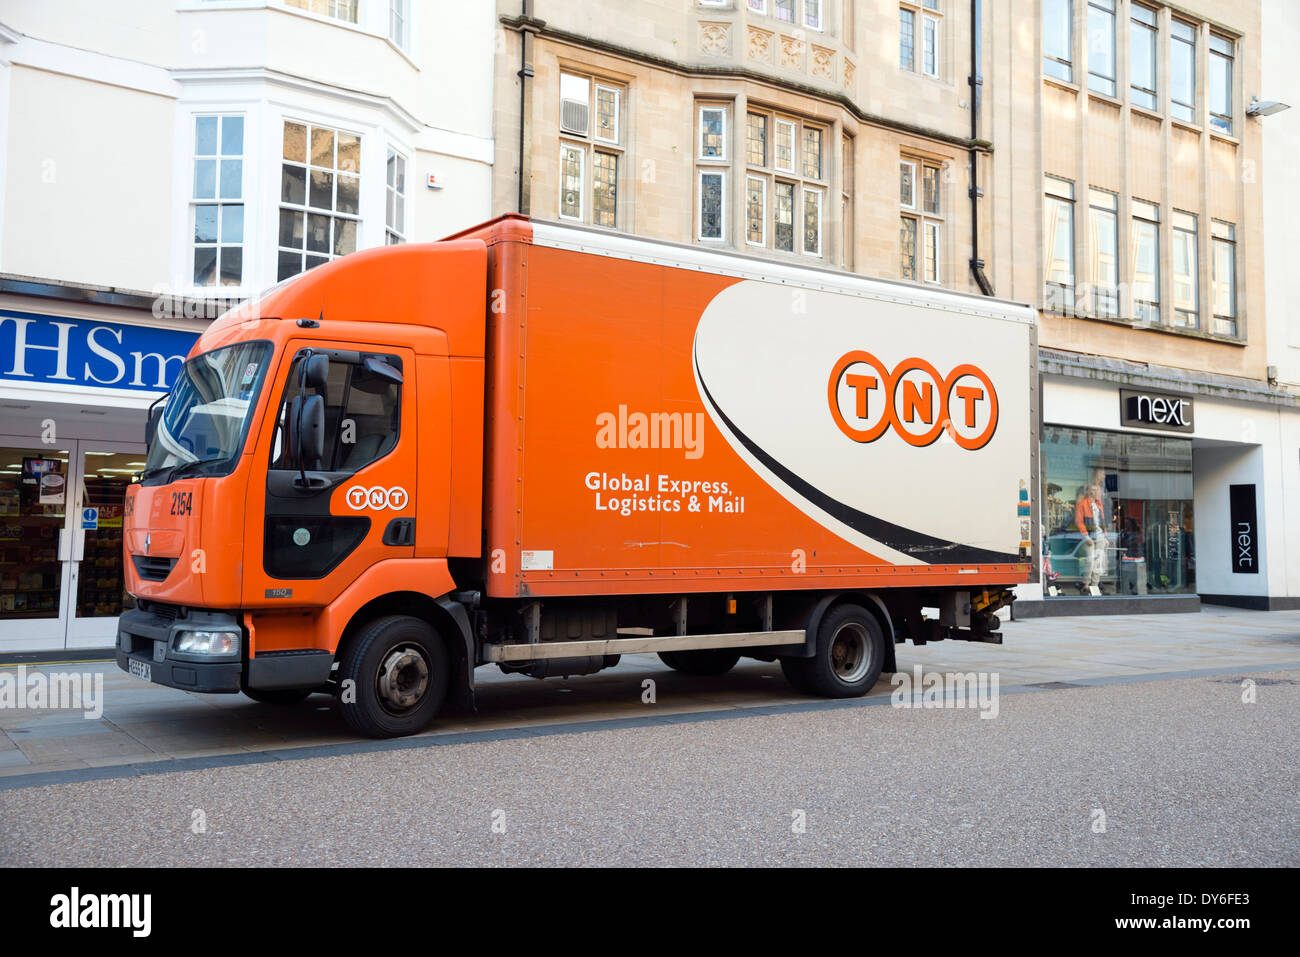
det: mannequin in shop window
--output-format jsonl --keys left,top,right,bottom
{"left": 1074, "top": 482, "right": 1108, "bottom": 593}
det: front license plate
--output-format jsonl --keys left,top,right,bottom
{"left": 128, "top": 659, "right": 152, "bottom": 683}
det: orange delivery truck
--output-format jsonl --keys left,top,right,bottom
{"left": 116, "top": 215, "right": 1039, "bottom": 737}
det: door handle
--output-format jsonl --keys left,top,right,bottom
{"left": 58, "top": 528, "right": 70, "bottom": 562}
{"left": 73, "top": 529, "right": 86, "bottom": 563}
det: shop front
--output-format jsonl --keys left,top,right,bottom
{"left": 0, "top": 297, "right": 201, "bottom": 652}
{"left": 1039, "top": 425, "right": 1196, "bottom": 601}
{"left": 1015, "top": 350, "right": 1300, "bottom": 617}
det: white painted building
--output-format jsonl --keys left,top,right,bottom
{"left": 0, "top": 0, "right": 495, "bottom": 651}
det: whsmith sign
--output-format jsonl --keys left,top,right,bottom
{"left": 1119, "top": 388, "right": 1194, "bottom": 433}
{"left": 0, "top": 309, "right": 198, "bottom": 394}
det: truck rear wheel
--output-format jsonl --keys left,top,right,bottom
{"left": 781, "top": 603, "right": 885, "bottom": 698}
{"left": 658, "top": 649, "right": 741, "bottom": 676}
{"left": 338, "top": 615, "right": 449, "bottom": 738}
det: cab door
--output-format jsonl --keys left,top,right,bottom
{"left": 243, "top": 342, "right": 417, "bottom": 616}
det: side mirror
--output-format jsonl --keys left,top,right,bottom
{"left": 304, "top": 354, "right": 330, "bottom": 393}
{"left": 287, "top": 393, "right": 325, "bottom": 470}
{"left": 363, "top": 356, "right": 403, "bottom": 384}
{"left": 145, "top": 405, "right": 163, "bottom": 450}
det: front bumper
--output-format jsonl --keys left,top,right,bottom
{"left": 116, "top": 606, "right": 243, "bottom": 693}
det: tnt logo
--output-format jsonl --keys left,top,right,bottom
{"left": 345, "top": 486, "right": 409, "bottom": 510}
{"left": 828, "top": 351, "right": 998, "bottom": 450}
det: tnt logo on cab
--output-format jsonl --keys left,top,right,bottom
{"left": 828, "top": 351, "right": 998, "bottom": 450}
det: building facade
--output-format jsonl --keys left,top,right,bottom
{"left": 491, "top": 0, "right": 1297, "bottom": 615}
{"left": 1002, "top": 0, "right": 1300, "bottom": 614}
{"left": 494, "top": 0, "right": 996, "bottom": 294}
{"left": 0, "top": 0, "right": 495, "bottom": 651}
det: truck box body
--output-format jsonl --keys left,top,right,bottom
{"left": 465, "top": 218, "right": 1037, "bottom": 599}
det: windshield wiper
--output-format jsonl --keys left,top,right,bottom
{"left": 168, "top": 456, "right": 229, "bottom": 480}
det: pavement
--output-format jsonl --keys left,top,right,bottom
{"left": 0, "top": 606, "right": 1297, "bottom": 865}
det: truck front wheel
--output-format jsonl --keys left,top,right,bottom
{"left": 781, "top": 604, "right": 885, "bottom": 698}
{"left": 338, "top": 615, "right": 449, "bottom": 738}
{"left": 658, "top": 649, "right": 741, "bottom": 676}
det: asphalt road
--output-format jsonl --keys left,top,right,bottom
{"left": 1, "top": 667, "right": 1296, "bottom": 866}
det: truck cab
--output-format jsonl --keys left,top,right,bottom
{"left": 117, "top": 239, "right": 488, "bottom": 735}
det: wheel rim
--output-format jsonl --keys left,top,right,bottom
{"left": 829, "top": 621, "right": 872, "bottom": 684}
{"left": 375, "top": 643, "right": 431, "bottom": 716}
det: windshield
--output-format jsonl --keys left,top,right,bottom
{"left": 143, "top": 340, "right": 272, "bottom": 482}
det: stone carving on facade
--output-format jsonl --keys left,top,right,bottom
{"left": 844, "top": 59, "right": 856, "bottom": 91}
{"left": 699, "top": 22, "right": 730, "bottom": 57}
{"left": 747, "top": 26, "right": 773, "bottom": 64}
{"left": 812, "top": 45, "right": 834, "bottom": 79}
{"left": 779, "top": 34, "right": 804, "bottom": 70}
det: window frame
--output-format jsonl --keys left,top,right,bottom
{"left": 746, "top": 111, "right": 768, "bottom": 167}
{"left": 594, "top": 83, "right": 622, "bottom": 144}
{"left": 1087, "top": 187, "right": 1119, "bottom": 317}
{"left": 384, "top": 145, "right": 407, "bottom": 245}
{"left": 388, "top": 0, "right": 408, "bottom": 49}
{"left": 1042, "top": 0, "right": 1074, "bottom": 83}
{"left": 1170, "top": 19, "right": 1197, "bottom": 124}
{"left": 1130, "top": 198, "right": 1161, "bottom": 324}
{"left": 698, "top": 168, "right": 727, "bottom": 242}
{"left": 803, "top": 0, "right": 823, "bottom": 31}
{"left": 901, "top": 156, "right": 943, "bottom": 283}
{"left": 1211, "top": 219, "right": 1237, "bottom": 336}
{"left": 900, "top": 159, "right": 918, "bottom": 210}
{"left": 558, "top": 142, "right": 586, "bottom": 223}
{"left": 739, "top": 107, "right": 829, "bottom": 259}
{"left": 900, "top": 6, "right": 916, "bottom": 72}
{"left": 277, "top": 118, "right": 363, "bottom": 283}
{"left": 699, "top": 104, "right": 729, "bottom": 162}
{"left": 1129, "top": 4, "right": 1158, "bottom": 110}
{"left": 773, "top": 117, "right": 797, "bottom": 174}
{"left": 773, "top": 180, "right": 796, "bottom": 253}
{"left": 280, "top": 0, "right": 360, "bottom": 26}
{"left": 556, "top": 72, "right": 626, "bottom": 228}
{"left": 1171, "top": 209, "right": 1200, "bottom": 328}
{"left": 1209, "top": 34, "right": 1235, "bottom": 135}
{"left": 746, "top": 175, "right": 767, "bottom": 248}
{"left": 592, "top": 150, "right": 619, "bottom": 229}
{"left": 191, "top": 112, "right": 246, "bottom": 290}
{"left": 922, "top": 13, "right": 940, "bottom": 77}
{"left": 1086, "top": 0, "right": 1117, "bottom": 97}
{"left": 1043, "top": 175, "right": 1077, "bottom": 311}
{"left": 802, "top": 185, "right": 824, "bottom": 258}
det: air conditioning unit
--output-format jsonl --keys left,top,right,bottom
{"left": 560, "top": 98, "right": 589, "bottom": 136}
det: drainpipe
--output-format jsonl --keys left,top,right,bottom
{"left": 969, "top": 0, "right": 994, "bottom": 296}
{"left": 517, "top": 0, "right": 535, "bottom": 214}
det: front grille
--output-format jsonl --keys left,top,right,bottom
{"left": 147, "top": 602, "right": 184, "bottom": 623}
{"left": 132, "top": 554, "right": 177, "bottom": 582}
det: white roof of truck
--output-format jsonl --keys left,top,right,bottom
{"left": 529, "top": 219, "right": 1037, "bottom": 328}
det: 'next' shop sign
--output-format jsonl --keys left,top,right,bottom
{"left": 0, "top": 309, "right": 199, "bottom": 393}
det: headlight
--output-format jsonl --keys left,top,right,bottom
{"left": 174, "top": 630, "right": 240, "bottom": 656}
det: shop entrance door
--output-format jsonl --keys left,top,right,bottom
{"left": 67, "top": 443, "right": 146, "bottom": 648}
{"left": 0, "top": 436, "right": 146, "bottom": 651}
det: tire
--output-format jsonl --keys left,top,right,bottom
{"left": 781, "top": 603, "right": 885, "bottom": 698}
{"left": 241, "top": 686, "right": 313, "bottom": 705}
{"left": 779, "top": 656, "right": 815, "bottom": 694}
{"left": 337, "top": 615, "right": 449, "bottom": 738}
{"left": 658, "top": 649, "right": 742, "bottom": 676}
